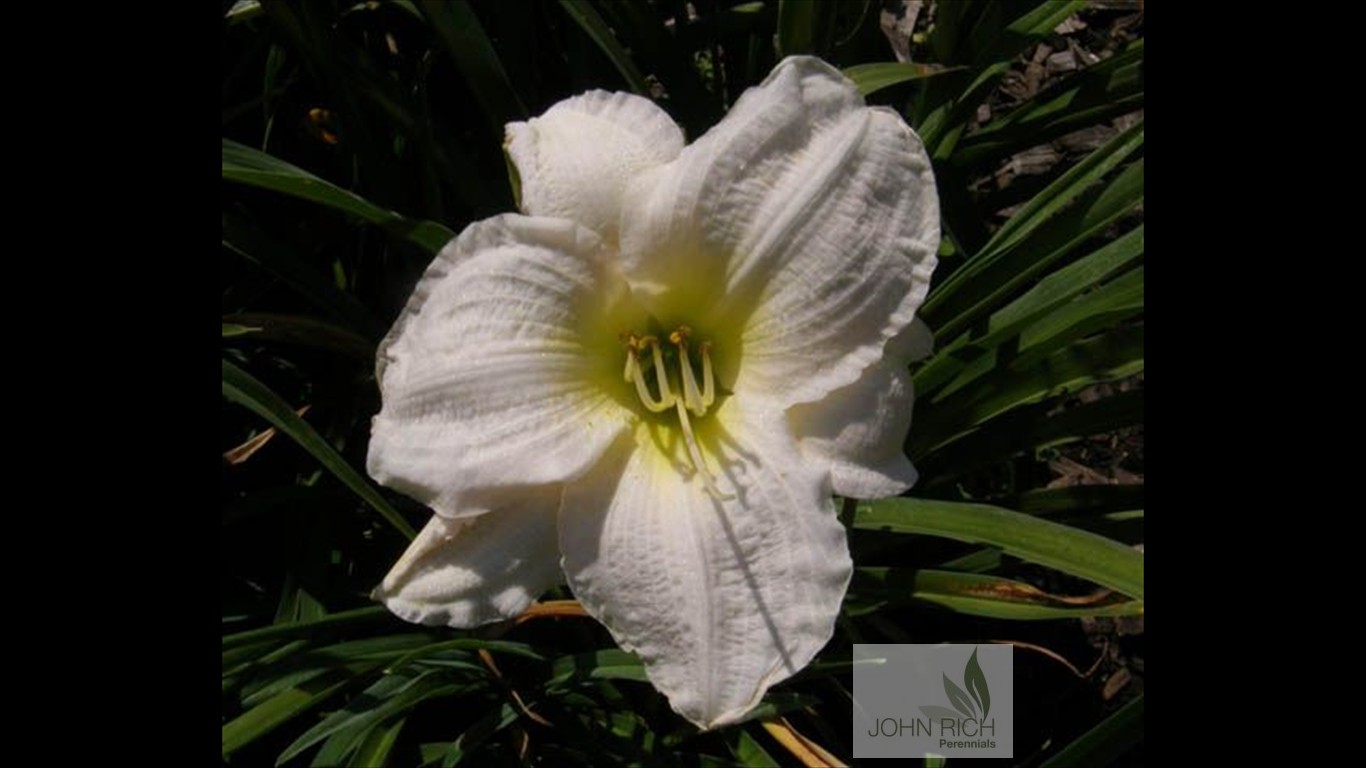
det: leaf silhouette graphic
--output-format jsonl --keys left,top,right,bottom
{"left": 943, "top": 673, "right": 977, "bottom": 719}
{"left": 964, "top": 647, "right": 991, "bottom": 720}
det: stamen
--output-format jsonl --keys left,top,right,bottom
{"left": 644, "top": 337, "right": 675, "bottom": 406}
{"left": 674, "top": 398, "right": 733, "bottom": 500}
{"left": 621, "top": 326, "right": 730, "bottom": 498}
{"left": 699, "top": 342, "right": 716, "bottom": 409}
{"left": 675, "top": 338, "right": 707, "bottom": 417}
{"left": 622, "top": 334, "right": 640, "bottom": 383}
{"left": 628, "top": 339, "right": 673, "bottom": 413}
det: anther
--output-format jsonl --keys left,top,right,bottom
{"left": 669, "top": 329, "right": 704, "bottom": 415}
{"left": 621, "top": 327, "right": 731, "bottom": 499}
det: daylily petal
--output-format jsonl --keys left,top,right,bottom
{"left": 789, "top": 318, "right": 934, "bottom": 499}
{"left": 618, "top": 56, "right": 938, "bottom": 407}
{"left": 506, "top": 91, "right": 685, "bottom": 245}
{"left": 369, "top": 214, "right": 640, "bottom": 518}
{"left": 790, "top": 359, "right": 917, "bottom": 499}
{"left": 374, "top": 488, "right": 562, "bottom": 627}
{"left": 559, "top": 398, "right": 851, "bottom": 730}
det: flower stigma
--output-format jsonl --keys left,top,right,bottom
{"left": 621, "top": 326, "right": 732, "bottom": 500}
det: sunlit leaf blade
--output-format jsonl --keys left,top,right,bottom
{"left": 842, "top": 62, "right": 964, "bottom": 96}
{"left": 418, "top": 0, "right": 526, "bottom": 134}
{"left": 964, "top": 648, "right": 990, "bottom": 719}
{"left": 243, "top": 668, "right": 335, "bottom": 709}
{"left": 351, "top": 717, "right": 406, "bottom": 767}
{"left": 278, "top": 670, "right": 459, "bottom": 765}
{"left": 917, "top": 1, "right": 1087, "bottom": 155}
{"left": 222, "top": 359, "right": 417, "bottom": 540}
{"left": 558, "top": 0, "right": 650, "bottom": 94}
{"left": 1040, "top": 694, "right": 1144, "bottom": 767}
{"left": 980, "top": 120, "right": 1144, "bottom": 261}
{"left": 913, "top": 324, "right": 1144, "bottom": 454}
{"left": 916, "top": 225, "right": 1144, "bottom": 395}
{"left": 387, "top": 638, "right": 544, "bottom": 670}
{"left": 930, "top": 266, "right": 1144, "bottom": 403}
{"left": 922, "top": 121, "right": 1144, "bottom": 329}
{"left": 548, "top": 649, "right": 649, "bottom": 687}
{"left": 853, "top": 498, "right": 1144, "bottom": 599}
{"left": 849, "top": 568, "right": 1144, "bottom": 620}
{"left": 223, "top": 322, "right": 260, "bottom": 337}
{"left": 729, "top": 729, "right": 780, "bottom": 767}
{"left": 307, "top": 634, "right": 440, "bottom": 662}
{"left": 223, "top": 673, "right": 354, "bottom": 757}
{"left": 954, "top": 40, "right": 1144, "bottom": 169}
{"left": 223, "top": 606, "right": 391, "bottom": 650}
{"left": 730, "top": 693, "right": 822, "bottom": 726}
{"left": 934, "top": 159, "right": 1146, "bottom": 343}
{"left": 980, "top": 0, "right": 1088, "bottom": 64}
{"left": 226, "top": 0, "right": 262, "bottom": 24}
{"left": 222, "top": 138, "right": 454, "bottom": 254}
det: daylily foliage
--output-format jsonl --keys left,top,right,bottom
{"left": 367, "top": 56, "right": 939, "bottom": 729}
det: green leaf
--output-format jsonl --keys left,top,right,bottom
{"left": 278, "top": 670, "right": 458, "bottom": 765}
{"left": 307, "top": 634, "right": 439, "bottom": 662}
{"left": 387, "top": 638, "right": 544, "bottom": 671}
{"left": 418, "top": 0, "right": 526, "bottom": 135}
{"left": 350, "top": 717, "right": 406, "bottom": 767}
{"left": 728, "top": 729, "right": 780, "bottom": 767}
{"left": 728, "top": 692, "right": 822, "bottom": 725}
{"left": 222, "top": 138, "right": 454, "bottom": 254}
{"left": 841, "top": 62, "right": 964, "bottom": 96}
{"left": 222, "top": 313, "right": 375, "bottom": 362}
{"left": 963, "top": 648, "right": 990, "bottom": 720}
{"left": 931, "top": 266, "right": 1144, "bottom": 403}
{"left": 222, "top": 359, "right": 417, "bottom": 540}
{"left": 223, "top": 606, "right": 391, "bottom": 650}
{"left": 443, "top": 703, "right": 520, "bottom": 766}
{"left": 558, "top": 0, "right": 649, "bottom": 94}
{"left": 916, "top": 225, "right": 1144, "bottom": 396}
{"left": 921, "top": 388, "right": 1142, "bottom": 485}
{"left": 850, "top": 569, "right": 1143, "bottom": 620}
{"left": 243, "top": 668, "right": 335, "bottom": 709}
{"left": 853, "top": 498, "right": 1144, "bottom": 599}
{"left": 226, "top": 0, "right": 263, "bottom": 24}
{"left": 222, "top": 210, "right": 380, "bottom": 337}
{"left": 223, "top": 322, "right": 261, "bottom": 337}
{"left": 980, "top": 1, "right": 1088, "bottom": 63}
{"left": 912, "top": 324, "right": 1144, "bottom": 456}
{"left": 548, "top": 649, "right": 648, "bottom": 687}
{"left": 1040, "top": 694, "right": 1144, "bottom": 767}
{"left": 922, "top": 120, "right": 1144, "bottom": 329}
{"left": 983, "top": 121, "right": 1144, "bottom": 261}
{"left": 1011, "top": 485, "right": 1144, "bottom": 518}
{"left": 223, "top": 673, "right": 355, "bottom": 757}
{"left": 954, "top": 40, "right": 1144, "bottom": 169}
{"left": 776, "top": 0, "right": 836, "bottom": 56}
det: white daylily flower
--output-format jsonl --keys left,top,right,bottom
{"left": 367, "top": 56, "right": 939, "bottom": 730}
